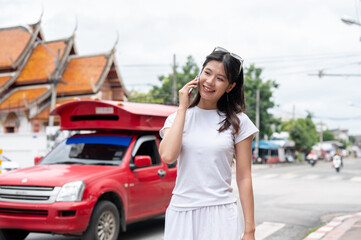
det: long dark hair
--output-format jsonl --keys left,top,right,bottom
{"left": 189, "top": 50, "right": 246, "bottom": 135}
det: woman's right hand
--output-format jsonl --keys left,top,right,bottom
{"left": 178, "top": 78, "right": 198, "bottom": 109}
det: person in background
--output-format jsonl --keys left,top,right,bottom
{"left": 159, "top": 47, "right": 258, "bottom": 240}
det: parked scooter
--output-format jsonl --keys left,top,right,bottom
{"left": 332, "top": 153, "right": 342, "bottom": 173}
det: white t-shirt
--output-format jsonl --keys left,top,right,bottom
{"left": 160, "top": 106, "right": 258, "bottom": 209}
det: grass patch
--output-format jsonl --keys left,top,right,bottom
{"left": 303, "top": 225, "right": 323, "bottom": 238}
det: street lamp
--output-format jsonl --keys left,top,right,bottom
{"left": 341, "top": 16, "right": 361, "bottom": 26}
{"left": 341, "top": 15, "right": 361, "bottom": 41}
{"left": 21, "top": 25, "right": 61, "bottom": 127}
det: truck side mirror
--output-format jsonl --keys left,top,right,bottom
{"left": 134, "top": 155, "right": 152, "bottom": 168}
{"left": 34, "top": 156, "right": 43, "bottom": 165}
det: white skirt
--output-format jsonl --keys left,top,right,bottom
{"left": 164, "top": 202, "right": 242, "bottom": 240}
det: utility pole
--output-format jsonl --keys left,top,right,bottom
{"left": 172, "top": 54, "right": 177, "bottom": 105}
{"left": 318, "top": 121, "right": 325, "bottom": 153}
{"left": 254, "top": 88, "right": 260, "bottom": 158}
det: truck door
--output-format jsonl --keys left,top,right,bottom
{"left": 128, "top": 135, "right": 167, "bottom": 218}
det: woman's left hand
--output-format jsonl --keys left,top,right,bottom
{"left": 242, "top": 232, "right": 255, "bottom": 240}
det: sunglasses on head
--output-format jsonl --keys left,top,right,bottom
{"left": 213, "top": 46, "right": 244, "bottom": 73}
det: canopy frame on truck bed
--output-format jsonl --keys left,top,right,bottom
{"left": 50, "top": 100, "right": 178, "bottom": 132}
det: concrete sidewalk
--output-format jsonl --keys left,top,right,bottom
{"left": 303, "top": 212, "right": 361, "bottom": 240}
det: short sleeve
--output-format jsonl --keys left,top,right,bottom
{"left": 234, "top": 113, "right": 259, "bottom": 144}
{"left": 159, "top": 112, "right": 177, "bottom": 138}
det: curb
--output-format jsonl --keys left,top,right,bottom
{"left": 303, "top": 212, "right": 361, "bottom": 240}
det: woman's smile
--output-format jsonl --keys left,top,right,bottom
{"left": 197, "top": 60, "right": 234, "bottom": 109}
{"left": 202, "top": 85, "right": 216, "bottom": 93}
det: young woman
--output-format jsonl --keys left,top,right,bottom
{"left": 159, "top": 47, "right": 258, "bottom": 240}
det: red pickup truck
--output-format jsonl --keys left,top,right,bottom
{"left": 0, "top": 100, "right": 178, "bottom": 240}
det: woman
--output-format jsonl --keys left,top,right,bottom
{"left": 159, "top": 47, "right": 258, "bottom": 240}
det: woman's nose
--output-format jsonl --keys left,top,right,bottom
{"left": 205, "top": 76, "right": 215, "bottom": 85}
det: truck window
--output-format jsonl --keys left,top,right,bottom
{"left": 40, "top": 135, "right": 131, "bottom": 166}
{"left": 134, "top": 140, "right": 160, "bottom": 166}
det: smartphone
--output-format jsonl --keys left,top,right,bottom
{"left": 188, "top": 71, "right": 201, "bottom": 96}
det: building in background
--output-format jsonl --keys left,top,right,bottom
{"left": 0, "top": 19, "right": 129, "bottom": 167}
{"left": 330, "top": 128, "right": 349, "bottom": 143}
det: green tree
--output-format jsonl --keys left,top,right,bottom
{"left": 128, "top": 56, "right": 199, "bottom": 104}
{"left": 281, "top": 113, "right": 318, "bottom": 152}
{"left": 244, "top": 64, "right": 279, "bottom": 139}
{"left": 322, "top": 130, "right": 335, "bottom": 141}
{"left": 349, "top": 135, "right": 356, "bottom": 144}
{"left": 129, "top": 60, "right": 279, "bottom": 140}
{"left": 127, "top": 90, "right": 166, "bottom": 103}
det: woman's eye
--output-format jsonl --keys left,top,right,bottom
{"left": 205, "top": 71, "right": 210, "bottom": 75}
{"left": 217, "top": 77, "right": 224, "bottom": 81}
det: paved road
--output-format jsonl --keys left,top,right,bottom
{"left": 249, "top": 157, "right": 361, "bottom": 240}
{"left": 27, "top": 158, "right": 361, "bottom": 240}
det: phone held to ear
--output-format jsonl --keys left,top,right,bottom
{"left": 188, "top": 72, "right": 201, "bottom": 96}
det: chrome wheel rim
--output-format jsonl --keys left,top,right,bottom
{"left": 97, "top": 210, "right": 116, "bottom": 240}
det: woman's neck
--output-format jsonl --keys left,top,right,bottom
{"left": 197, "top": 99, "right": 217, "bottom": 110}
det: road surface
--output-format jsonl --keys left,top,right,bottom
{"left": 27, "top": 158, "right": 361, "bottom": 240}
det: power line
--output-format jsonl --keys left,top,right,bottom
{"left": 248, "top": 51, "right": 361, "bottom": 63}
{"left": 271, "top": 107, "right": 360, "bottom": 121}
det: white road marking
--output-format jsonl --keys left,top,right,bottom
{"left": 350, "top": 177, "right": 361, "bottom": 182}
{"left": 280, "top": 173, "right": 298, "bottom": 179}
{"left": 259, "top": 174, "right": 279, "bottom": 179}
{"left": 302, "top": 174, "right": 320, "bottom": 180}
{"left": 325, "top": 175, "right": 343, "bottom": 181}
{"left": 255, "top": 222, "right": 285, "bottom": 240}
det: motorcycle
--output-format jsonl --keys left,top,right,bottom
{"left": 306, "top": 151, "right": 318, "bottom": 167}
{"left": 332, "top": 154, "right": 342, "bottom": 173}
{"left": 308, "top": 159, "right": 317, "bottom": 166}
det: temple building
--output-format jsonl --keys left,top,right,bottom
{"left": 0, "top": 20, "right": 128, "bottom": 134}
{"left": 0, "top": 19, "right": 129, "bottom": 166}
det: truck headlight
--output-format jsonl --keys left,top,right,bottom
{"left": 56, "top": 181, "right": 85, "bottom": 202}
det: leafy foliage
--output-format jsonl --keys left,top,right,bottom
{"left": 349, "top": 135, "right": 356, "bottom": 144}
{"left": 128, "top": 56, "right": 199, "bottom": 104}
{"left": 322, "top": 130, "right": 335, "bottom": 141}
{"left": 244, "top": 64, "right": 279, "bottom": 139}
{"left": 129, "top": 59, "right": 279, "bottom": 139}
{"left": 281, "top": 113, "right": 318, "bottom": 152}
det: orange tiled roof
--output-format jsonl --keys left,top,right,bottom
{"left": 0, "top": 28, "right": 31, "bottom": 69}
{"left": 0, "top": 87, "right": 48, "bottom": 110}
{"left": 57, "top": 55, "right": 108, "bottom": 96}
{"left": 0, "top": 76, "right": 11, "bottom": 88}
{"left": 16, "top": 41, "right": 67, "bottom": 84}
{"left": 34, "top": 97, "right": 91, "bottom": 120}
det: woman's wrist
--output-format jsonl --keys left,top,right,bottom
{"left": 244, "top": 228, "right": 255, "bottom": 234}
{"left": 177, "top": 106, "right": 187, "bottom": 113}
{"left": 244, "top": 222, "right": 255, "bottom": 234}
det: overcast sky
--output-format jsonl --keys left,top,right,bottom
{"left": 2, "top": 0, "right": 361, "bottom": 135}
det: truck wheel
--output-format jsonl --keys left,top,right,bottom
{"left": 82, "top": 201, "right": 120, "bottom": 240}
{"left": 0, "top": 229, "right": 29, "bottom": 240}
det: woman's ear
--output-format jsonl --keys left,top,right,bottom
{"left": 226, "top": 82, "right": 236, "bottom": 93}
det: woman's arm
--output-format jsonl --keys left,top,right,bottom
{"left": 159, "top": 108, "right": 186, "bottom": 164}
{"left": 235, "top": 135, "right": 255, "bottom": 240}
{"left": 159, "top": 78, "right": 198, "bottom": 164}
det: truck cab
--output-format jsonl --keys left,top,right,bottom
{"left": 0, "top": 100, "right": 178, "bottom": 240}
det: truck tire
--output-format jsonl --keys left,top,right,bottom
{"left": 82, "top": 200, "right": 120, "bottom": 240}
{"left": 0, "top": 229, "right": 29, "bottom": 240}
